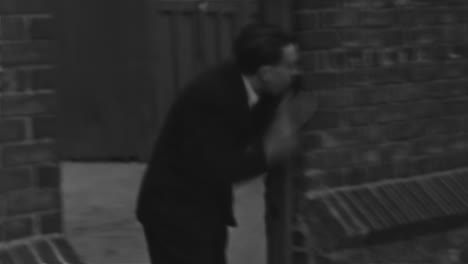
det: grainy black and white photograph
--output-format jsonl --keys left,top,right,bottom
{"left": 1, "top": 0, "right": 468, "bottom": 263}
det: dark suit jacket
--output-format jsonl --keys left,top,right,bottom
{"left": 136, "top": 61, "right": 280, "bottom": 228}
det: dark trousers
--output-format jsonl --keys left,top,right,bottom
{"left": 142, "top": 220, "right": 228, "bottom": 264}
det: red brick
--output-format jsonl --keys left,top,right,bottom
{"left": 342, "top": 48, "right": 378, "bottom": 68}
{"left": 410, "top": 101, "right": 444, "bottom": 119}
{"left": 0, "top": 119, "right": 26, "bottom": 143}
{"left": 381, "top": 143, "right": 412, "bottom": 162}
{"left": 304, "top": 149, "right": 355, "bottom": 169}
{"left": 36, "top": 165, "right": 60, "bottom": 189}
{"left": 4, "top": 216, "right": 33, "bottom": 241}
{"left": 0, "top": 41, "right": 55, "bottom": 66}
{"left": 301, "top": 52, "right": 316, "bottom": 71}
{"left": 31, "top": 67, "right": 55, "bottom": 90}
{"left": 446, "top": 134, "right": 468, "bottom": 151}
{"left": 341, "top": 29, "right": 403, "bottom": 48}
{"left": 339, "top": 69, "right": 368, "bottom": 86}
{"left": 359, "top": 10, "right": 396, "bottom": 27}
{"left": 0, "top": 70, "right": 29, "bottom": 93}
{"left": 303, "top": 110, "right": 340, "bottom": 130}
{"left": 296, "top": 11, "right": 317, "bottom": 30}
{"left": 298, "top": 31, "right": 340, "bottom": 50}
{"left": 33, "top": 115, "right": 56, "bottom": 139}
{"left": 341, "top": 165, "right": 368, "bottom": 185}
{"left": 325, "top": 128, "right": 361, "bottom": 146}
{"left": 368, "top": 67, "right": 406, "bottom": 84}
{"left": 0, "top": 16, "right": 26, "bottom": 40}
{"left": 425, "top": 79, "right": 468, "bottom": 98}
{"left": 302, "top": 72, "right": 338, "bottom": 90}
{"left": 353, "top": 87, "right": 389, "bottom": 106}
{"left": 294, "top": 0, "right": 340, "bottom": 10}
{"left": 313, "top": 50, "right": 349, "bottom": 71}
{"left": 39, "top": 211, "right": 62, "bottom": 234}
{"left": 319, "top": 10, "right": 359, "bottom": 28}
{"left": 33, "top": 240, "right": 62, "bottom": 264}
{"left": 0, "top": 168, "right": 32, "bottom": 194}
{"left": 404, "top": 28, "right": 439, "bottom": 44}
{"left": 406, "top": 63, "right": 440, "bottom": 82}
{"left": 51, "top": 237, "right": 84, "bottom": 264}
{"left": 439, "top": 25, "right": 468, "bottom": 43}
{"left": 445, "top": 151, "right": 468, "bottom": 169}
{"left": 0, "top": 222, "right": 3, "bottom": 242}
{"left": 411, "top": 137, "right": 447, "bottom": 156}
{"left": 359, "top": 126, "right": 385, "bottom": 144}
{"left": 343, "top": 0, "right": 393, "bottom": 8}
{"left": 10, "top": 245, "right": 39, "bottom": 264}
{"left": 317, "top": 90, "right": 354, "bottom": 108}
{"left": 436, "top": 9, "right": 465, "bottom": 24}
{"left": 398, "top": 8, "right": 437, "bottom": 26}
{"left": 390, "top": 83, "right": 424, "bottom": 102}
{"left": 29, "top": 17, "right": 54, "bottom": 40}
{"left": 322, "top": 169, "right": 344, "bottom": 187}
{"left": 293, "top": 251, "right": 308, "bottom": 264}
{"left": 303, "top": 130, "right": 352, "bottom": 149}
{"left": 1, "top": 93, "right": 56, "bottom": 116}
{"left": 424, "top": 117, "right": 464, "bottom": 136}
{"left": 302, "top": 169, "right": 327, "bottom": 190}
{"left": 411, "top": 45, "right": 437, "bottom": 62}
{"left": 6, "top": 189, "right": 60, "bottom": 216}
{"left": 366, "top": 163, "right": 394, "bottom": 182}
{"left": 345, "top": 108, "right": 379, "bottom": 126}
{"left": 383, "top": 120, "right": 426, "bottom": 141}
{"left": 352, "top": 145, "right": 383, "bottom": 164}
{"left": 443, "top": 99, "right": 468, "bottom": 116}
{"left": 0, "top": 250, "right": 15, "bottom": 264}
{"left": 440, "top": 61, "right": 468, "bottom": 79}
{"left": 392, "top": 160, "right": 412, "bottom": 178}
{"left": 2, "top": 143, "right": 56, "bottom": 167}
{"left": 411, "top": 157, "right": 438, "bottom": 175}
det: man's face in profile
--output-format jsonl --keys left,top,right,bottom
{"left": 261, "top": 43, "right": 301, "bottom": 96}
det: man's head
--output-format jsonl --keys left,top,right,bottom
{"left": 233, "top": 23, "right": 300, "bottom": 96}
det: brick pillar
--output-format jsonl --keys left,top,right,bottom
{"left": 290, "top": 0, "right": 468, "bottom": 263}
{"left": 0, "top": 1, "right": 82, "bottom": 263}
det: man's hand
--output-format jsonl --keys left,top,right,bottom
{"left": 263, "top": 90, "right": 318, "bottom": 165}
{"left": 263, "top": 92, "right": 299, "bottom": 165}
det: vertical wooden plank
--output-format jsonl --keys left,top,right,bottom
{"left": 170, "top": 11, "right": 180, "bottom": 96}
{"left": 201, "top": 13, "right": 217, "bottom": 67}
{"left": 219, "top": 13, "right": 233, "bottom": 60}
{"left": 175, "top": 11, "right": 196, "bottom": 94}
{"left": 153, "top": 11, "right": 177, "bottom": 139}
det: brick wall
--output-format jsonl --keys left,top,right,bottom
{"left": 292, "top": 0, "right": 468, "bottom": 263}
{"left": 0, "top": 0, "right": 82, "bottom": 263}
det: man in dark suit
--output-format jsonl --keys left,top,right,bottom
{"left": 136, "top": 23, "right": 300, "bottom": 264}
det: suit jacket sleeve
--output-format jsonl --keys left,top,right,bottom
{"left": 179, "top": 95, "right": 267, "bottom": 184}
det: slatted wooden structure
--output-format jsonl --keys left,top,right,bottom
{"left": 302, "top": 168, "right": 468, "bottom": 251}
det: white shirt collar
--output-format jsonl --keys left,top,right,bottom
{"left": 242, "top": 75, "right": 259, "bottom": 108}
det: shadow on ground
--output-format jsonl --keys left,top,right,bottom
{"left": 61, "top": 162, "right": 266, "bottom": 264}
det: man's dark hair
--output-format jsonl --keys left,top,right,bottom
{"left": 233, "top": 23, "right": 296, "bottom": 75}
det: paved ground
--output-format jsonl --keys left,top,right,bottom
{"left": 61, "top": 162, "right": 266, "bottom": 264}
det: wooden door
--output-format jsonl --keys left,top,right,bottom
{"left": 143, "top": 0, "right": 257, "bottom": 159}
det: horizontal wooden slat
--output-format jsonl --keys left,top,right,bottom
{"left": 303, "top": 168, "right": 468, "bottom": 251}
